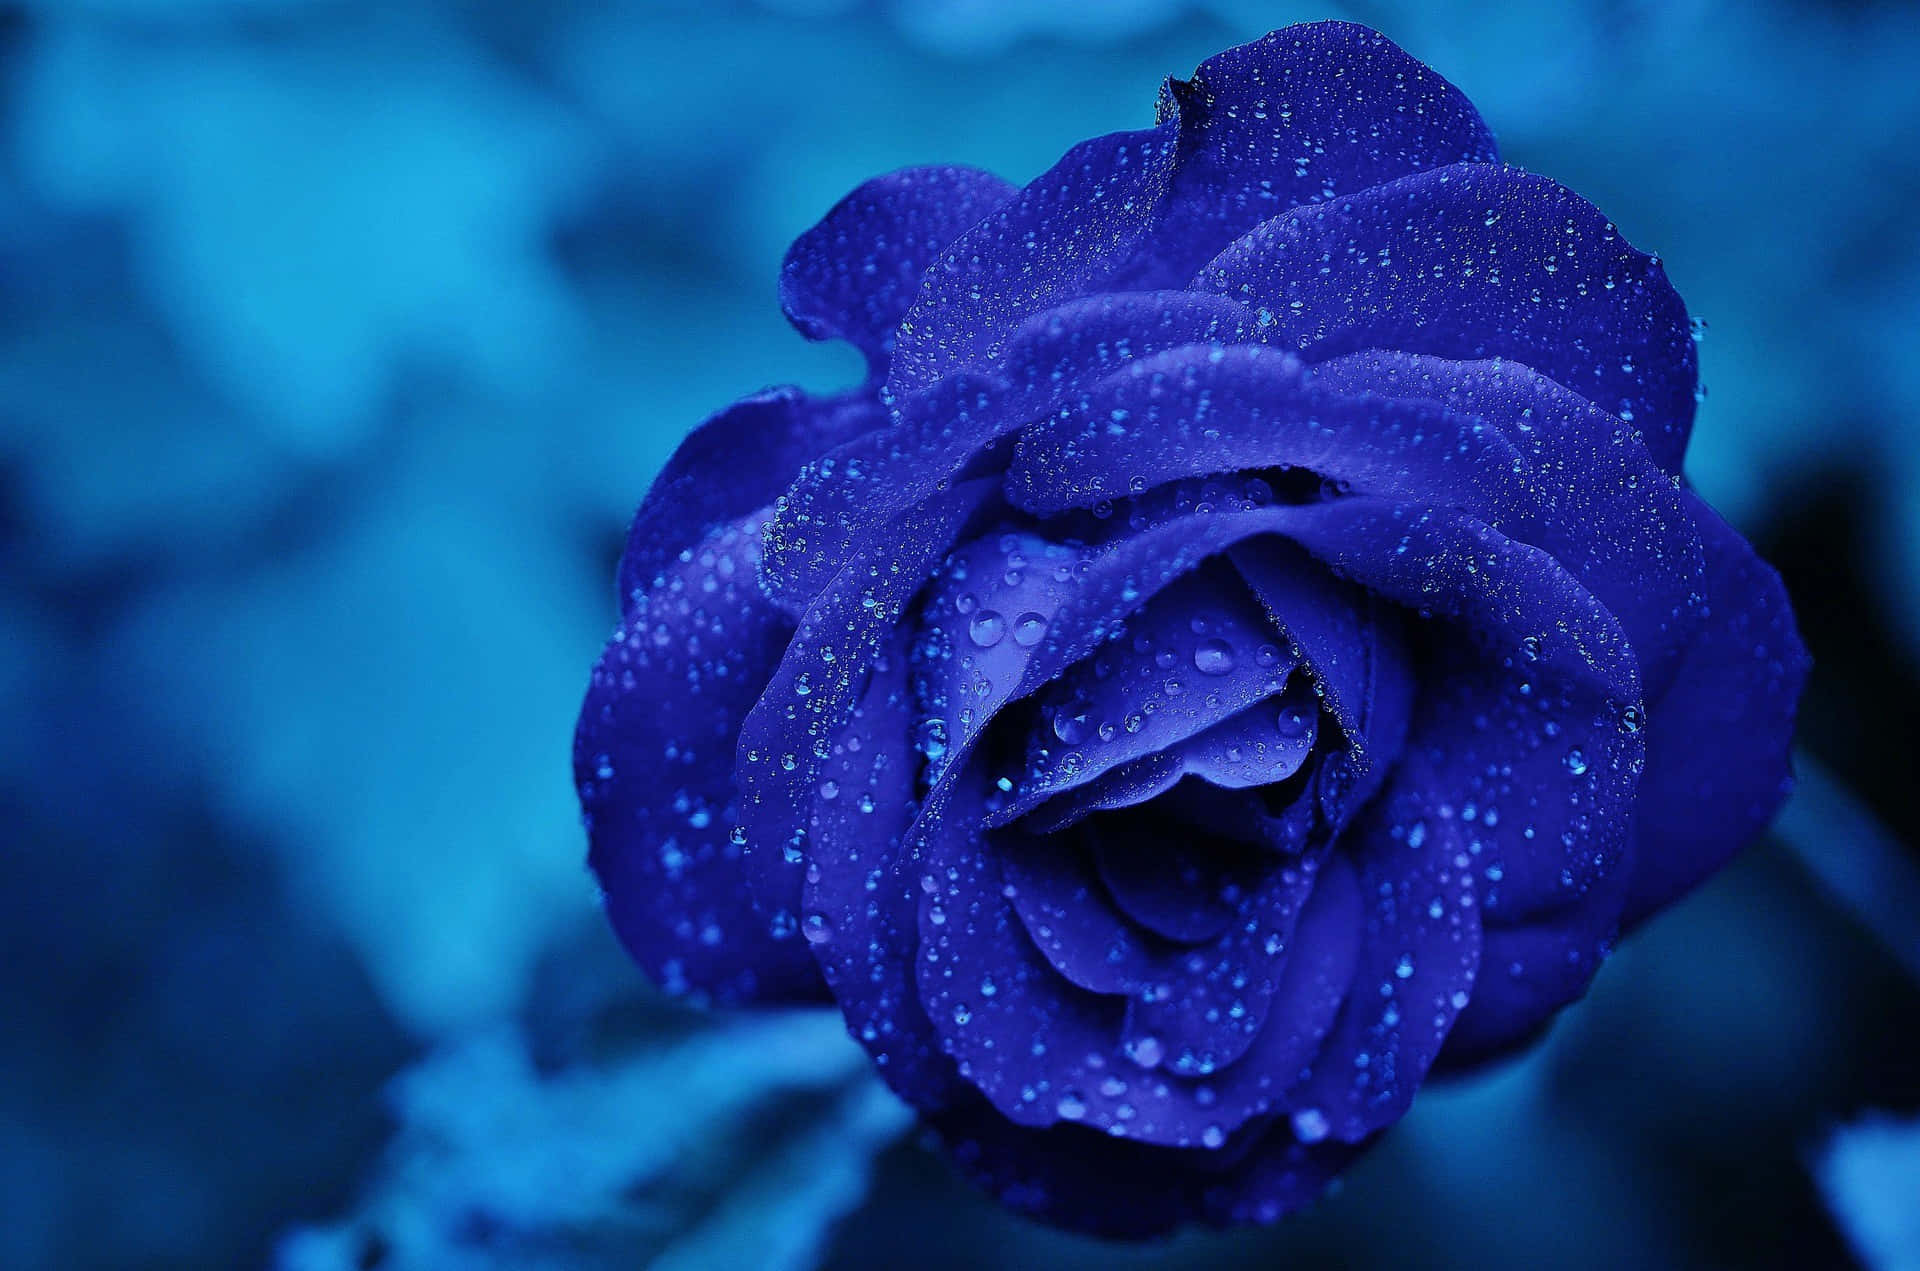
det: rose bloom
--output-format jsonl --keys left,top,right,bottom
{"left": 574, "top": 21, "right": 1808, "bottom": 1234}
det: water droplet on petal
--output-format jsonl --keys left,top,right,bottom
{"left": 1127, "top": 1035, "right": 1164, "bottom": 1069}
{"left": 968, "top": 610, "right": 1006, "bottom": 647}
{"left": 1193, "top": 637, "right": 1235, "bottom": 676}
{"left": 1292, "top": 1107, "right": 1330, "bottom": 1143}
{"left": 1053, "top": 705, "right": 1092, "bottom": 745}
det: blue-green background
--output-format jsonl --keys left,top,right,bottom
{"left": 3, "top": 2, "right": 1918, "bottom": 1267}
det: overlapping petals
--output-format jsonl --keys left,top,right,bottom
{"left": 575, "top": 20, "right": 1809, "bottom": 1236}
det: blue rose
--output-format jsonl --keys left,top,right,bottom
{"left": 574, "top": 21, "right": 1809, "bottom": 1234}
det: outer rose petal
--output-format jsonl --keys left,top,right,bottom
{"left": 1400, "top": 636, "right": 1641, "bottom": 1067}
{"left": 1308, "top": 352, "right": 1705, "bottom": 698}
{"left": 927, "top": 1090, "right": 1362, "bottom": 1237}
{"left": 1275, "top": 498, "right": 1639, "bottom": 703}
{"left": 1622, "top": 492, "right": 1811, "bottom": 925}
{"left": 735, "top": 479, "right": 1000, "bottom": 952}
{"left": 780, "top": 165, "right": 1019, "bottom": 379}
{"left": 616, "top": 387, "right": 881, "bottom": 606}
{"left": 576, "top": 511, "right": 826, "bottom": 1004}
{"left": 889, "top": 22, "right": 1496, "bottom": 392}
{"left": 764, "top": 291, "right": 1252, "bottom": 612}
{"left": 1197, "top": 163, "right": 1699, "bottom": 473}
{"left": 799, "top": 626, "right": 958, "bottom": 1107}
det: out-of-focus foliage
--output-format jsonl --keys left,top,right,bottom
{"left": 0, "top": 1, "right": 1915, "bottom": 1268}
{"left": 1819, "top": 1115, "right": 1920, "bottom": 1271}
{"left": 276, "top": 1010, "right": 910, "bottom": 1271}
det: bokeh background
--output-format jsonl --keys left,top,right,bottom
{"left": 3, "top": 1, "right": 1918, "bottom": 1267}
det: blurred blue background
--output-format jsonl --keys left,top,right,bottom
{"left": 3, "top": 1, "right": 1918, "bottom": 1267}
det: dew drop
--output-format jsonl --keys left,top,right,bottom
{"left": 1127, "top": 1035, "right": 1165, "bottom": 1069}
{"left": 1012, "top": 612, "right": 1048, "bottom": 647}
{"left": 1276, "top": 703, "right": 1313, "bottom": 738}
{"left": 1291, "top": 1107, "right": 1330, "bottom": 1143}
{"left": 915, "top": 718, "right": 950, "bottom": 764}
{"left": 1193, "top": 637, "right": 1236, "bottom": 676}
{"left": 968, "top": 610, "right": 1006, "bottom": 647}
{"left": 1053, "top": 705, "right": 1092, "bottom": 745}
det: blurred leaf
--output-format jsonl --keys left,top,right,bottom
{"left": 1817, "top": 1114, "right": 1920, "bottom": 1271}
{"left": 276, "top": 1010, "right": 911, "bottom": 1271}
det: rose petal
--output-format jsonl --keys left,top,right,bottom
{"left": 1005, "top": 343, "right": 1521, "bottom": 519}
{"left": 1181, "top": 851, "right": 1363, "bottom": 1128}
{"left": 1440, "top": 915, "right": 1615, "bottom": 1068}
{"left": 1015, "top": 755, "right": 1188, "bottom": 837}
{"left": 1409, "top": 635, "right": 1642, "bottom": 926}
{"left": 1229, "top": 537, "right": 1413, "bottom": 828}
{"left": 576, "top": 511, "right": 826, "bottom": 1004}
{"left": 1622, "top": 492, "right": 1811, "bottom": 925}
{"left": 1397, "top": 633, "right": 1641, "bottom": 1067}
{"left": 1311, "top": 351, "right": 1706, "bottom": 698}
{"left": 999, "top": 561, "right": 1301, "bottom": 820}
{"left": 1135, "top": 21, "right": 1498, "bottom": 288}
{"left": 891, "top": 23, "right": 1495, "bottom": 392}
{"left": 1089, "top": 815, "right": 1262, "bottom": 944}
{"left": 1259, "top": 497, "right": 1639, "bottom": 702}
{"left": 1118, "top": 847, "right": 1326, "bottom": 1078}
{"left": 765, "top": 291, "right": 1253, "bottom": 611}
{"left": 780, "top": 165, "right": 1018, "bottom": 378}
{"left": 1161, "top": 679, "right": 1321, "bottom": 790}
{"left": 1013, "top": 344, "right": 1705, "bottom": 702}
{"left": 926, "top": 1091, "right": 1361, "bottom": 1236}
{"left": 617, "top": 387, "right": 881, "bottom": 607}
{"left": 938, "top": 790, "right": 1333, "bottom": 1145}
{"left": 735, "top": 479, "right": 1001, "bottom": 941}
{"left": 919, "top": 781, "right": 1171, "bottom": 1136}
{"left": 798, "top": 627, "right": 957, "bottom": 1106}
{"left": 1285, "top": 757, "right": 1482, "bottom": 1140}
{"left": 1197, "top": 162, "right": 1698, "bottom": 472}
